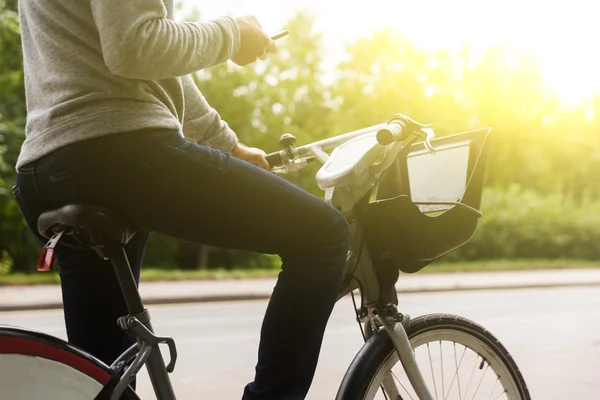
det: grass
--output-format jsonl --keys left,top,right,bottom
{"left": 0, "top": 259, "right": 598, "bottom": 286}
{"left": 423, "top": 258, "right": 600, "bottom": 273}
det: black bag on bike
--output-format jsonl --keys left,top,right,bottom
{"left": 364, "top": 128, "right": 491, "bottom": 273}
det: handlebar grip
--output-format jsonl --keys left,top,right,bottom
{"left": 376, "top": 121, "right": 405, "bottom": 145}
{"left": 265, "top": 151, "right": 283, "bottom": 168}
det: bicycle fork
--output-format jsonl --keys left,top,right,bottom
{"left": 365, "top": 305, "right": 435, "bottom": 400}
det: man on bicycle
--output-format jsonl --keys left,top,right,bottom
{"left": 14, "top": 1, "right": 350, "bottom": 398}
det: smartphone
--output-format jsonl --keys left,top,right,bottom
{"left": 271, "top": 30, "right": 289, "bottom": 40}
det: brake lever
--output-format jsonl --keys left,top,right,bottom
{"left": 386, "top": 113, "right": 436, "bottom": 154}
{"left": 422, "top": 127, "right": 436, "bottom": 155}
{"left": 413, "top": 127, "right": 436, "bottom": 155}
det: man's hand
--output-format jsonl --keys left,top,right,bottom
{"left": 231, "top": 143, "right": 270, "bottom": 170}
{"left": 232, "top": 15, "right": 276, "bottom": 66}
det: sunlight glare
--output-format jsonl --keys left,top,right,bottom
{"left": 185, "top": 0, "right": 599, "bottom": 105}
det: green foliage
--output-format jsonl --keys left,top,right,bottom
{"left": 0, "top": 250, "right": 13, "bottom": 274}
{"left": 334, "top": 32, "right": 600, "bottom": 198}
{"left": 1, "top": 9, "right": 600, "bottom": 272}
{"left": 451, "top": 187, "right": 600, "bottom": 261}
{"left": 0, "top": 0, "right": 38, "bottom": 272}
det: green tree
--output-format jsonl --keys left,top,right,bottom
{"left": 332, "top": 29, "right": 600, "bottom": 197}
{"left": 0, "top": 0, "right": 38, "bottom": 272}
{"left": 332, "top": 30, "right": 470, "bottom": 135}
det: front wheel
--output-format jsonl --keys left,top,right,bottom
{"left": 337, "top": 313, "right": 530, "bottom": 400}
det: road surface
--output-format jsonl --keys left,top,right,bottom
{"left": 1, "top": 287, "right": 599, "bottom": 399}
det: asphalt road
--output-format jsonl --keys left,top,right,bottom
{"left": 1, "top": 287, "right": 599, "bottom": 399}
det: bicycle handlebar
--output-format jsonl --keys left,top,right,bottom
{"left": 265, "top": 151, "right": 283, "bottom": 168}
{"left": 376, "top": 121, "right": 406, "bottom": 145}
{"left": 264, "top": 114, "right": 435, "bottom": 171}
{"left": 377, "top": 114, "right": 436, "bottom": 154}
{"left": 264, "top": 124, "right": 386, "bottom": 169}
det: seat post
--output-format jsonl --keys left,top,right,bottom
{"left": 105, "top": 244, "right": 146, "bottom": 319}
{"left": 105, "top": 243, "right": 177, "bottom": 399}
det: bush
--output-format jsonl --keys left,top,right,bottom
{"left": 450, "top": 185, "right": 600, "bottom": 261}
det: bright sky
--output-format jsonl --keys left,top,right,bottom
{"left": 183, "top": 0, "right": 600, "bottom": 106}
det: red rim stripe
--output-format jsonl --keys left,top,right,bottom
{"left": 0, "top": 336, "right": 111, "bottom": 384}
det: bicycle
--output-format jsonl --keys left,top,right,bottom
{"left": 0, "top": 113, "right": 530, "bottom": 400}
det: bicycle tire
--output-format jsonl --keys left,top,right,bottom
{"left": 336, "top": 313, "right": 530, "bottom": 400}
{"left": 0, "top": 325, "right": 139, "bottom": 400}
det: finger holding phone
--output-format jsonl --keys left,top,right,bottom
{"left": 232, "top": 15, "right": 288, "bottom": 65}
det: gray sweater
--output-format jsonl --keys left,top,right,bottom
{"left": 16, "top": 0, "right": 240, "bottom": 169}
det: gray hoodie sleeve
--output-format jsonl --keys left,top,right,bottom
{"left": 90, "top": 0, "right": 240, "bottom": 79}
{"left": 181, "top": 74, "right": 238, "bottom": 152}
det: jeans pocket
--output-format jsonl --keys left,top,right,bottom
{"left": 47, "top": 146, "right": 123, "bottom": 184}
{"left": 12, "top": 185, "right": 29, "bottom": 215}
{"left": 12, "top": 183, "right": 43, "bottom": 240}
{"left": 41, "top": 144, "right": 169, "bottom": 220}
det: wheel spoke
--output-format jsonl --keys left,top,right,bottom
{"left": 440, "top": 341, "right": 445, "bottom": 398}
{"left": 462, "top": 351, "right": 479, "bottom": 399}
{"left": 471, "top": 363, "right": 490, "bottom": 400}
{"left": 427, "top": 343, "right": 439, "bottom": 400}
{"left": 444, "top": 342, "right": 466, "bottom": 400}
{"left": 388, "top": 369, "right": 415, "bottom": 400}
{"left": 488, "top": 377, "right": 499, "bottom": 400}
{"left": 491, "top": 389, "right": 508, "bottom": 400}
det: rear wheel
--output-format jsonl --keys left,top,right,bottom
{"left": 337, "top": 313, "right": 530, "bottom": 400}
{"left": 0, "top": 326, "right": 139, "bottom": 399}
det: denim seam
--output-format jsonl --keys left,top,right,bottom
{"left": 28, "top": 150, "right": 66, "bottom": 174}
{"left": 17, "top": 165, "right": 35, "bottom": 174}
{"left": 18, "top": 147, "right": 67, "bottom": 176}
{"left": 32, "top": 159, "right": 53, "bottom": 207}
{"left": 152, "top": 133, "right": 228, "bottom": 174}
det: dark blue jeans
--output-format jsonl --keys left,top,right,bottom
{"left": 14, "top": 129, "right": 350, "bottom": 399}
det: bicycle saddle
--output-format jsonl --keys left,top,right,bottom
{"left": 37, "top": 204, "right": 137, "bottom": 247}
